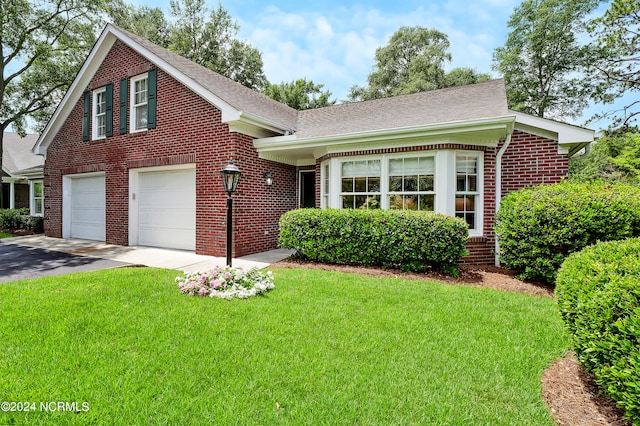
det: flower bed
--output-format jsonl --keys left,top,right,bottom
{"left": 176, "top": 266, "right": 275, "bottom": 300}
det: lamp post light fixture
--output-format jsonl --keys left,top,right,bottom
{"left": 221, "top": 160, "right": 241, "bottom": 267}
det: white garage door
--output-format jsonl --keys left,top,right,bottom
{"left": 70, "top": 175, "right": 106, "bottom": 241}
{"left": 138, "top": 169, "right": 196, "bottom": 251}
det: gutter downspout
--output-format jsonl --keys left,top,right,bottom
{"left": 494, "top": 131, "right": 513, "bottom": 267}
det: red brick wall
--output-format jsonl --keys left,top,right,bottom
{"left": 44, "top": 40, "right": 296, "bottom": 257}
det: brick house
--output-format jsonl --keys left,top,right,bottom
{"left": 33, "top": 24, "right": 594, "bottom": 264}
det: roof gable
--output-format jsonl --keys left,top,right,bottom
{"left": 34, "top": 24, "right": 297, "bottom": 154}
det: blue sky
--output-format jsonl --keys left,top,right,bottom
{"left": 126, "top": 0, "right": 633, "bottom": 131}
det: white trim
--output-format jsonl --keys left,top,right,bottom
{"left": 128, "top": 163, "right": 196, "bottom": 248}
{"left": 30, "top": 180, "right": 44, "bottom": 217}
{"left": 92, "top": 87, "right": 107, "bottom": 140}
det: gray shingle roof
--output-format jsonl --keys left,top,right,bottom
{"left": 2, "top": 133, "right": 42, "bottom": 175}
{"left": 116, "top": 26, "right": 298, "bottom": 131}
{"left": 295, "top": 79, "right": 509, "bottom": 139}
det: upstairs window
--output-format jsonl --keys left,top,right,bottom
{"left": 131, "top": 74, "right": 148, "bottom": 132}
{"left": 128, "top": 69, "right": 157, "bottom": 132}
{"left": 93, "top": 87, "right": 107, "bottom": 139}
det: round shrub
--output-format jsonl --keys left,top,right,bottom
{"left": 495, "top": 181, "right": 640, "bottom": 283}
{"left": 556, "top": 238, "right": 640, "bottom": 424}
{"left": 278, "top": 208, "right": 468, "bottom": 273}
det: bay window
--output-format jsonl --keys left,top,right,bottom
{"left": 324, "top": 150, "right": 483, "bottom": 235}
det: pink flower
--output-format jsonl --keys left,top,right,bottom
{"left": 223, "top": 272, "right": 232, "bottom": 280}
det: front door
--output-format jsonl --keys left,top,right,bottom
{"left": 300, "top": 171, "right": 316, "bottom": 208}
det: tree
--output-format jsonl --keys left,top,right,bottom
{"left": 108, "top": 1, "right": 170, "bottom": 48}
{"left": 0, "top": 0, "right": 108, "bottom": 208}
{"left": 168, "top": 0, "right": 267, "bottom": 90}
{"left": 492, "top": 0, "right": 601, "bottom": 120}
{"left": 586, "top": 0, "right": 640, "bottom": 128}
{"left": 264, "top": 79, "right": 336, "bottom": 110}
{"left": 569, "top": 132, "right": 640, "bottom": 184}
{"left": 347, "top": 27, "right": 451, "bottom": 102}
{"left": 442, "top": 67, "right": 491, "bottom": 88}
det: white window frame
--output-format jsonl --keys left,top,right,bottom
{"left": 455, "top": 152, "right": 482, "bottom": 234}
{"left": 322, "top": 150, "right": 484, "bottom": 236}
{"left": 339, "top": 158, "right": 382, "bottom": 209}
{"left": 130, "top": 73, "right": 148, "bottom": 133}
{"left": 92, "top": 87, "right": 107, "bottom": 140}
{"left": 30, "top": 180, "right": 44, "bottom": 217}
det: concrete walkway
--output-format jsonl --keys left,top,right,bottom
{"left": 1, "top": 235, "right": 293, "bottom": 272}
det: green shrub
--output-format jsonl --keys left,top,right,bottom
{"left": 556, "top": 238, "right": 640, "bottom": 424}
{"left": 278, "top": 208, "right": 468, "bottom": 273}
{"left": 0, "top": 208, "right": 43, "bottom": 231}
{"left": 495, "top": 181, "right": 640, "bottom": 283}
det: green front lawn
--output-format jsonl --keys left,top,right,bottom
{"left": 0, "top": 232, "right": 14, "bottom": 238}
{"left": 0, "top": 267, "right": 569, "bottom": 425}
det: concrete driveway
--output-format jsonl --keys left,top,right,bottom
{"left": 0, "top": 235, "right": 293, "bottom": 283}
{"left": 0, "top": 243, "right": 129, "bottom": 283}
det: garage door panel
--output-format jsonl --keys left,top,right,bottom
{"left": 69, "top": 175, "right": 105, "bottom": 241}
{"left": 137, "top": 169, "right": 195, "bottom": 251}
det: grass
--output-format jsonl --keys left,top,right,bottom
{"left": 0, "top": 267, "right": 569, "bottom": 425}
{"left": 0, "top": 232, "right": 14, "bottom": 238}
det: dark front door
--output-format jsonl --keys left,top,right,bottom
{"left": 300, "top": 171, "right": 316, "bottom": 208}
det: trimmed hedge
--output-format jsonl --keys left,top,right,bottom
{"left": 495, "top": 181, "right": 640, "bottom": 283}
{"left": 0, "top": 208, "right": 44, "bottom": 232}
{"left": 556, "top": 238, "right": 640, "bottom": 424}
{"left": 278, "top": 208, "right": 468, "bottom": 273}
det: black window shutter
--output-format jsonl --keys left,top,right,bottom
{"left": 82, "top": 91, "right": 90, "bottom": 141}
{"left": 105, "top": 83, "right": 113, "bottom": 137}
{"left": 147, "top": 69, "right": 157, "bottom": 129}
{"left": 119, "top": 77, "right": 128, "bottom": 134}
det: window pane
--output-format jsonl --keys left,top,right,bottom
{"left": 404, "top": 194, "right": 418, "bottom": 210}
{"left": 419, "top": 176, "right": 434, "bottom": 191}
{"left": 456, "top": 176, "right": 466, "bottom": 192}
{"left": 135, "top": 105, "right": 147, "bottom": 130}
{"left": 403, "top": 157, "right": 420, "bottom": 174}
{"left": 355, "top": 195, "right": 368, "bottom": 208}
{"left": 342, "top": 195, "right": 354, "bottom": 209}
{"left": 456, "top": 157, "right": 476, "bottom": 174}
{"left": 368, "top": 160, "right": 380, "bottom": 175}
{"left": 353, "top": 160, "right": 367, "bottom": 176}
{"left": 419, "top": 195, "right": 434, "bottom": 211}
{"left": 389, "top": 176, "right": 402, "bottom": 192}
{"left": 34, "top": 182, "right": 43, "bottom": 197}
{"left": 361, "top": 196, "right": 380, "bottom": 209}
{"left": 404, "top": 175, "right": 418, "bottom": 192}
{"left": 455, "top": 195, "right": 475, "bottom": 212}
{"left": 389, "top": 158, "right": 403, "bottom": 174}
{"left": 342, "top": 161, "right": 354, "bottom": 178}
{"left": 135, "top": 78, "right": 147, "bottom": 104}
{"left": 367, "top": 177, "right": 380, "bottom": 192}
{"left": 341, "top": 178, "right": 353, "bottom": 192}
{"left": 35, "top": 199, "right": 43, "bottom": 215}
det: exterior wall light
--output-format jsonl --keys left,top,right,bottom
{"left": 264, "top": 172, "right": 274, "bottom": 186}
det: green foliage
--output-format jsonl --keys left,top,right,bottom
{"left": 278, "top": 208, "right": 468, "bottom": 273}
{"left": 570, "top": 132, "right": 640, "bottom": 184}
{"left": 586, "top": 0, "right": 640, "bottom": 128}
{"left": 0, "top": 208, "right": 43, "bottom": 231}
{"left": 442, "top": 67, "right": 492, "bottom": 88}
{"left": 108, "top": 1, "right": 170, "bottom": 47}
{"left": 166, "top": 0, "right": 267, "bottom": 90}
{"left": 492, "top": 0, "right": 599, "bottom": 119}
{"left": 264, "top": 78, "right": 336, "bottom": 110}
{"left": 495, "top": 181, "right": 640, "bottom": 283}
{"left": 347, "top": 26, "right": 451, "bottom": 101}
{"left": 556, "top": 238, "right": 640, "bottom": 424}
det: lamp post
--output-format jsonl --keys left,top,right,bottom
{"left": 221, "top": 160, "right": 241, "bottom": 267}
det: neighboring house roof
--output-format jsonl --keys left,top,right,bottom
{"left": 2, "top": 133, "right": 43, "bottom": 178}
